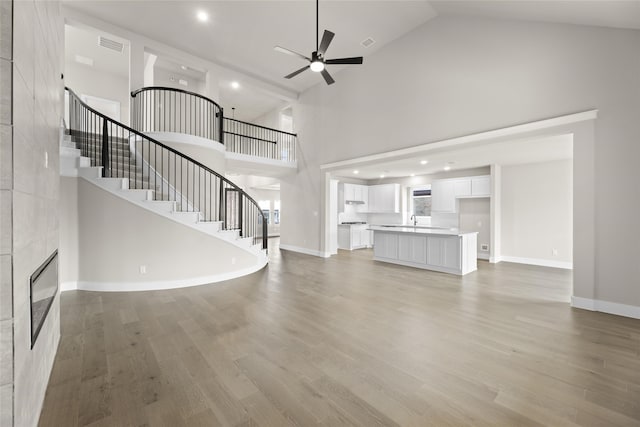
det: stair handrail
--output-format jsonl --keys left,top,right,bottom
{"left": 131, "top": 86, "right": 225, "bottom": 144}
{"left": 66, "top": 86, "right": 267, "bottom": 251}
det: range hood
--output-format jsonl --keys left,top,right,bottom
{"left": 345, "top": 200, "right": 365, "bottom": 205}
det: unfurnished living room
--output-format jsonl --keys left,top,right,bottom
{"left": 1, "top": 0, "right": 640, "bottom": 426}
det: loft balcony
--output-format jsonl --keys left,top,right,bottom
{"left": 130, "top": 86, "right": 297, "bottom": 177}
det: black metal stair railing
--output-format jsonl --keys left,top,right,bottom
{"left": 130, "top": 86, "right": 297, "bottom": 163}
{"left": 131, "top": 86, "right": 224, "bottom": 143}
{"left": 66, "top": 87, "right": 267, "bottom": 251}
{"left": 223, "top": 117, "right": 297, "bottom": 162}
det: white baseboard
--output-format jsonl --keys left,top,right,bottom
{"left": 571, "top": 296, "right": 640, "bottom": 320}
{"left": 499, "top": 255, "right": 572, "bottom": 270}
{"left": 59, "top": 258, "right": 267, "bottom": 292}
{"left": 477, "top": 253, "right": 490, "bottom": 261}
{"left": 279, "top": 244, "right": 330, "bottom": 258}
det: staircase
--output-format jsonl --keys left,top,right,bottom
{"left": 62, "top": 87, "right": 268, "bottom": 290}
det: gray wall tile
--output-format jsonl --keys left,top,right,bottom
{"left": 0, "top": 58, "right": 11, "bottom": 126}
{"left": 0, "top": 0, "right": 12, "bottom": 61}
{"left": 0, "top": 254, "right": 11, "bottom": 320}
{"left": 0, "top": 124, "right": 11, "bottom": 190}
{"left": 0, "top": 318, "right": 12, "bottom": 386}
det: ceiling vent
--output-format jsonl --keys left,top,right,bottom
{"left": 361, "top": 37, "right": 375, "bottom": 48}
{"left": 98, "top": 36, "right": 124, "bottom": 53}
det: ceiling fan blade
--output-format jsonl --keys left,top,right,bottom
{"left": 285, "top": 65, "right": 310, "bottom": 79}
{"left": 325, "top": 56, "right": 364, "bottom": 65}
{"left": 321, "top": 69, "right": 335, "bottom": 85}
{"left": 318, "top": 30, "right": 335, "bottom": 56}
{"left": 274, "top": 46, "right": 311, "bottom": 62}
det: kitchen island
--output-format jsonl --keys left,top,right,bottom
{"left": 369, "top": 225, "right": 478, "bottom": 275}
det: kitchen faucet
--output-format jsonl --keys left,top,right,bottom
{"left": 410, "top": 215, "right": 417, "bottom": 226}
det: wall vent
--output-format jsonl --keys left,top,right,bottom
{"left": 98, "top": 36, "right": 124, "bottom": 53}
{"left": 361, "top": 37, "right": 375, "bottom": 48}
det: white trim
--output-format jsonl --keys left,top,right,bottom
{"left": 60, "top": 259, "right": 267, "bottom": 293}
{"left": 60, "top": 281, "right": 78, "bottom": 292}
{"left": 144, "top": 131, "right": 226, "bottom": 153}
{"left": 320, "top": 110, "right": 598, "bottom": 171}
{"left": 500, "top": 255, "right": 572, "bottom": 270}
{"left": 571, "top": 297, "right": 640, "bottom": 320}
{"left": 279, "top": 244, "right": 330, "bottom": 258}
{"left": 477, "top": 253, "right": 490, "bottom": 261}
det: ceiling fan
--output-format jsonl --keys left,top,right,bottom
{"left": 274, "top": 0, "right": 363, "bottom": 85}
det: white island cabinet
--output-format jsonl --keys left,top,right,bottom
{"left": 370, "top": 226, "right": 478, "bottom": 275}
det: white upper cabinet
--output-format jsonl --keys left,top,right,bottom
{"left": 368, "top": 184, "right": 400, "bottom": 213}
{"left": 453, "top": 179, "right": 471, "bottom": 197}
{"left": 431, "top": 180, "right": 456, "bottom": 213}
{"left": 471, "top": 176, "right": 491, "bottom": 196}
{"left": 431, "top": 175, "right": 491, "bottom": 213}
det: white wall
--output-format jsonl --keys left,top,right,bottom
{"left": 459, "top": 198, "right": 491, "bottom": 260}
{"left": 153, "top": 66, "right": 206, "bottom": 95}
{"left": 283, "top": 15, "right": 640, "bottom": 309}
{"left": 65, "top": 61, "right": 130, "bottom": 125}
{"left": 60, "top": 178, "right": 258, "bottom": 285}
{"left": 501, "top": 159, "right": 573, "bottom": 265}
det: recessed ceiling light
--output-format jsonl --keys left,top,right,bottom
{"left": 353, "top": 170, "right": 359, "bottom": 174}
{"left": 444, "top": 165, "right": 451, "bottom": 171}
{"left": 231, "top": 81, "right": 240, "bottom": 89}
{"left": 181, "top": 65, "right": 187, "bottom": 70}
{"left": 420, "top": 160, "right": 428, "bottom": 165}
{"left": 380, "top": 174, "right": 385, "bottom": 178}
{"left": 410, "top": 173, "right": 415, "bottom": 177}
{"left": 196, "top": 10, "right": 209, "bottom": 22}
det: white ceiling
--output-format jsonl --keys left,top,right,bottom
{"left": 63, "top": 1, "right": 640, "bottom": 123}
{"left": 65, "top": 24, "right": 129, "bottom": 78}
{"left": 431, "top": 1, "right": 640, "bottom": 31}
{"left": 63, "top": 1, "right": 438, "bottom": 93}
{"left": 332, "top": 134, "right": 573, "bottom": 180}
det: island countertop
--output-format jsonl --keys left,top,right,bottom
{"left": 368, "top": 225, "right": 478, "bottom": 237}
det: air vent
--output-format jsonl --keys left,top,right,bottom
{"left": 98, "top": 36, "right": 124, "bottom": 53}
{"left": 361, "top": 37, "right": 375, "bottom": 48}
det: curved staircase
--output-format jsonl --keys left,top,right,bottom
{"left": 61, "top": 87, "right": 268, "bottom": 291}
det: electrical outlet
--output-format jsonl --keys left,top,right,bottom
{"left": 552, "top": 249, "right": 558, "bottom": 256}
{"left": 477, "top": 221, "right": 482, "bottom": 228}
{"left": 139, "top": 265, "right": 147, "bottom": 274}
{"left": 44, "top": 151, "right": 48, "bottom": 168}
{"left": 481, "top": 243, "right": 489, "bottom": 251}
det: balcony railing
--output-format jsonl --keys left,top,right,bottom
{"left": 224, "top": 118, "right": 297, "bottom": 163}
{"left": 131, "top": 86, "right": 224, "bottom": 143}
{"left": 131, "top": 86, "right": 297, "bottom": 164}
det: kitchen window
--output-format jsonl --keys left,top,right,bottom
{"left": 411, "top": 185, "right": 432, "bottom": 219}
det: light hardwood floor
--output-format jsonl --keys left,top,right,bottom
{"left": 39, "top": 240, "right": 640, "bottom": 426}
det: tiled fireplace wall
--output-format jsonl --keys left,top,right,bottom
{"left": 0, "top": 0, "right": 63, "bottom": 426}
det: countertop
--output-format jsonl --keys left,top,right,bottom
{"left": 368, "top": 225, "right": 478, "bottom": 237}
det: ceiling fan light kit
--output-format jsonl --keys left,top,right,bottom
{"left": 274, "top": 0, "right": 363, "bottom": 85}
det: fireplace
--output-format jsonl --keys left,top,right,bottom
{"left": 30, "top": 250, "right": 58, "bottom": 348}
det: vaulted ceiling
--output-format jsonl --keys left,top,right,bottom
{"left": 63, "top": 0, "right": 640, "bottom": 94}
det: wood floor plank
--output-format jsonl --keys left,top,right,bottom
{"left": 38, "top": 240, "right": 640, "bottom": 426}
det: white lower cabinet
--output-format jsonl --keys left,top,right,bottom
{"left": 426, "top": 236, "right": 461, "bottom": 270}
{"left": 338, "top": 225, "right": 372, "bottom": 250}
{"left": 372, "top": 230, "right": 477, "bottom": 275}
{"left": 398, "top": 234, "right": 427, "bottom": 264}
{"left": 373, "top": 232, "right": 398, "bottom": 259}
